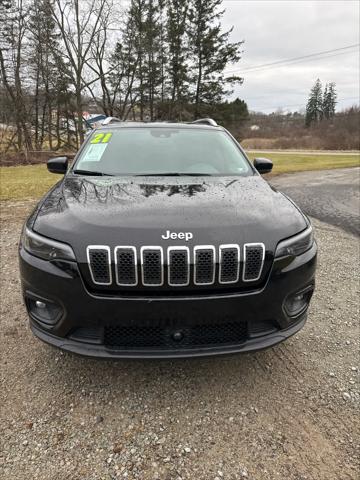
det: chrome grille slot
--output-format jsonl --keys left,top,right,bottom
{"left": 86, "top": 242, "right": 267, "bottom": 288}
{"left": 219, "top": 245, "right": 240, "bottom": 284}
{"left": 115, "top": 247, "right": 137, "bottom": 286}
{"left": 141, "top": 247, "right": 164, "bottom": 286}
{"left": 243, "top": 243, "right": 265, "bottom": 282}
{"left": 168, "top": 247, "right": 190, "bottom": 286}
{"left": 87, "top": 246, "right": 112, "bottom": 285}
{"left": 194, "top": 246, "right": 216, "bottom": 285}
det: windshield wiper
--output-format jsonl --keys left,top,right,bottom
{"left": 180, "top": 173, "right": 212, "bottom": 176}
{"left": 73, "top": 169, "right": 113, "bottom": 176}
{"left": 135, "top": 172, "right": 212, "bottom": 177}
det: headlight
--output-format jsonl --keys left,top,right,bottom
{"left": 21, "top": 227, "right": 76, "bottom": 261}
{"left": 275, "top": 226, "right": 314, "bottom": 258}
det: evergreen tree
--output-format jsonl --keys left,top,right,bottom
{"left": 157, "top": 0, "right": 168, "bottom": 106}
{"left": 125, "top": 0, "right": 147, "bottom": 120}
{"left": 143, "top": 0, "right": 163, "bottom": 120}
{"left": 197, "top": 97, "right": 248, "bottom": 129}
{"left": 109, "top": 8, "right": 140, "bottom": 120}
{"left": 323, "top": 82, "right": 337, "bottom": 120}
{"left": 108, "top": 0, "right": 246, "bottom": 121}
{"left": 217, "top": 98, "right": 248, "bottom": 125}
{"left": 111, "top": 0, "right": 164, "bottom": 121}
{"left": 305, "top": 78, "right": 323, "bottom": 127}
{"left": 187, "top": 0, "right": 243, "bottom": 117}
{"left": 122, "top": 0, "right": 166, "bottom": 120}
{"left": 166, "top": 0, "right": 190, "bottom": 119}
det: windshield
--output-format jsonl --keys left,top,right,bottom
{"left": 73, "top": 127, "right": 252, "bottom": 176}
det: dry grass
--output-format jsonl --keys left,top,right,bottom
{"left": 0, "top": 164, "right": 58, "bottom": 201}
{"left": 247, "top": 151, "right": 360, "bottom": 174}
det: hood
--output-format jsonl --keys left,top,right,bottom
{"left": 33, "top": 174, "right": 307, "bottom": 258}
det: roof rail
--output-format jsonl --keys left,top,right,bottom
{"left": 191, "top": 118, "right": 218, "bottom": 127}
{"left": 102, "top": 116, "right": 121, "bottom": 125}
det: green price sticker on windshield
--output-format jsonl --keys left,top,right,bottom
{"left": 90, "top": 132, "right": 113, "bottom": 144}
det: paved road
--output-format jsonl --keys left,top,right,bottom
{"left": 271, "top": 167, "right": 360, "bottom": 236}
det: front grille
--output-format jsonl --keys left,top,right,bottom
{"left": 243, "top": 244, "right": 265, "bottom": 281}
{"left": 86, "top": 243, "right": 267, "bottom": 288}
{"left": 87, "top": 246, "right": 111, "bottom": 285}
{"left": 194, "top": 246, "right": 215, "bottom": 285}
{"left": 104, "top": 322, "right": 248, "bottom": 349}
{"left": 115, "top": 247, "right": 137, "bottom": 285}
{"left": 219, "top": 245, "right": 240, "bottom": 283}
{"left": 168, "top": 247, "right": 190, "bottom": 286}
{"left": 141, "top": 247, "right": 163, "bottom": 286}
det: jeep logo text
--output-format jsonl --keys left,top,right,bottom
{"left": 161, "top": 230, "right": 193, "bottom": 241}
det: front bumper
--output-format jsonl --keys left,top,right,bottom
{"left": 30, "top": 315, "right": 307, "bottom": 358}
{"left": 19, "top": 244, "right": 317, "bottom": 358}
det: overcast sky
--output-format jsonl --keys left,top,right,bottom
{"left": 221, "top": 0, "right": 359, "bottom": 113}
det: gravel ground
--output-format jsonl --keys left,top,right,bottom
{"left": 0, "top": 201, "right": 359, "bottom": 480}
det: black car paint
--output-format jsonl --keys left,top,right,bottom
{"left": 33, "top": 175, "right": 307, "bottom": 251}
{"left": 19, "top": 123, "right": 317, "bottom": 358}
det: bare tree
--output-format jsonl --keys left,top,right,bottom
{"left": 28, "top": 0, "right": 71, "bottom": 150}
{"left": 0, "top": 0, "right": 33, "bottom": 151}
{"left": 85, "top": 3, "right": 113, "bottom": 115}
{"left": 50, "top": 0, "right": 110, "bottom": 144}
{"left": 1, "top": 0, "right": 250, "bottom": 157}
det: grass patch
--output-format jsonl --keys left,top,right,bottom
{"left": 0, "top": 152, "right": 359, "bottom": 201}
{"left": 0, "top": 164, "right": 58, "bottom": 201}
{"left": 246, "top": 152, "right": 360, "bottom": 174}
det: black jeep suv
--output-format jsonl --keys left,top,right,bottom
{"left": 19, "top": 118, "right": 317, "bottom": 358}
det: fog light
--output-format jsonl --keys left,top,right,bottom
{"left": 284, "top": 287, "right": 313, "bottom": 317}
{"left": 26, "top": 295, "right": 63, "bottom": 325}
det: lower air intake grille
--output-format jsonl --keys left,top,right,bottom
{"left": 194, "top": 247, "right": 215, "bottom": 285}
{"left": 141, "top": 248, "right": 163, "bottom": 286}
{"left": 87, "top": 247, "right": 111, "bottom": 285}
{"left": 243, "top": 244, "right": 265, "bottom": 281}
{"left": 104, "top": 322, "right": 248, "bottom": 349}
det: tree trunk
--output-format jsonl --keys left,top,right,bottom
{"left": 34, "top": 69, "right": 40, "bottom": 149}
{"left": 195, "top": 56, "right": 202, "bottom": 118}
{"left": 55, "top": 105, "right": 61, "bottom": 150}
{"left": 76, "top": 86, "right": 84, "bottom": 145}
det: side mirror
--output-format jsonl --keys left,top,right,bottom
{"left": 253, "top": 157, "right": 273, "bottom": 174}
{"left": 47, "top": 156, "right": 68, "bottom": 174}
